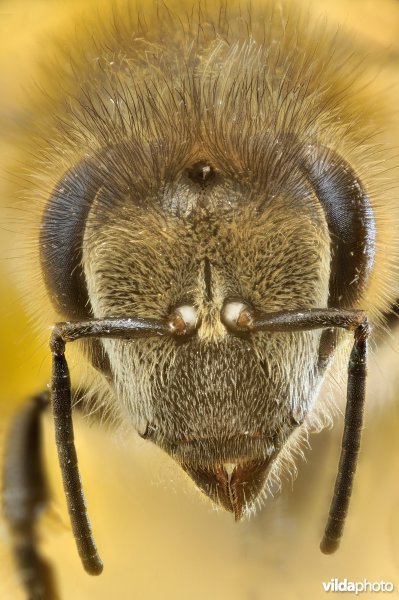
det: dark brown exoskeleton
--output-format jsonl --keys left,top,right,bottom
{"left": 3, "top": 2, "right": 397, "bottom": 598}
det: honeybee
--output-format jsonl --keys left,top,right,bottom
{"left": 1, "top": 1, "right": 399, "bottom": 599}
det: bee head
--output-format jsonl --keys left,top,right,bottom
{"left": 40, "top": 123, "right": 375, "bottom": 516}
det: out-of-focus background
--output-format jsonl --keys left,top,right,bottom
{"left": 1, "top": 1, "right": 399, "bottom": 598}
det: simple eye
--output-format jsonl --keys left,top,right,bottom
{"left": 186, "top": 161, "right": 216, "bottom": 185}
{"left": 167, "top": 304, "right": 199, "bottom": 336}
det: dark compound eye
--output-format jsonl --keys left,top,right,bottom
{"left": 187, "top": 161, "right": 216, "bottom": 185}
{"left": 40, "top": 158, "right": 101, "bottom": 320}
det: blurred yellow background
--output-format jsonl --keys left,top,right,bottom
{"left": 1, "top": 1, "right": 399, "bottom": 599}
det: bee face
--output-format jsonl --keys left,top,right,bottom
{"left": 82, "top": 173, "right": 328, "bottom": 515}
{"left": 3, "top": 0, "right": 399, "bottom": 589}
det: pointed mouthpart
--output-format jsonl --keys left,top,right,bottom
{"left": 181, "top": 459, "right": 272, "bottom": 520}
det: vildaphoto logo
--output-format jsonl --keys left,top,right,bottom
{"left": 322, "top": 579, "right": 394, "bottom": 594}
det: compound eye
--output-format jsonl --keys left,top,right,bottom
{"left": 221, "top": 301, "right": 254, "bottom": 332}
{"left": 167, "top": 305, "right": 198, "bottom": 336}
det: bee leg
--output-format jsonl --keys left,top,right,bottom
{"left": 2, "top": 391, "right": 60, "bottom": 600}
